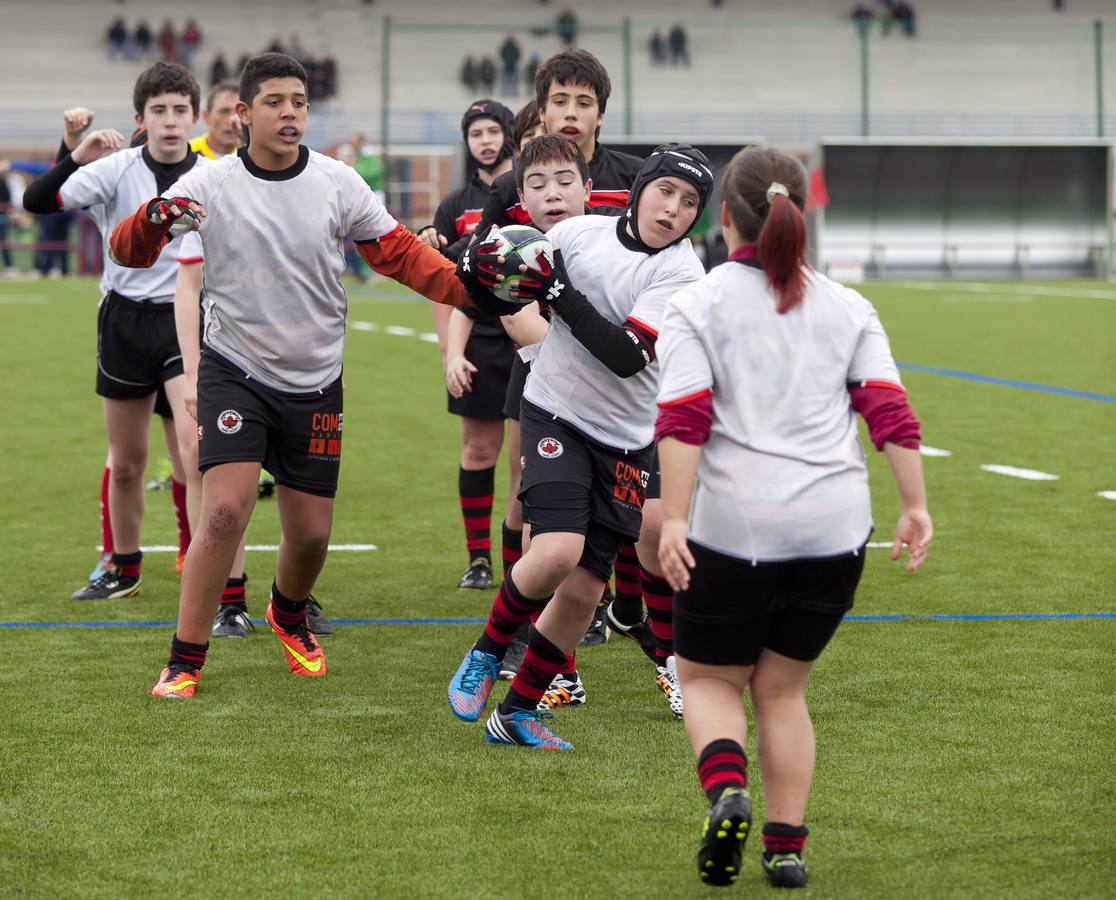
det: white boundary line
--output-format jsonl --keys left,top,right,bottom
{"left": 981, "top": 464, "right": 1059, "bottom": 481}
{"left": 885, "top": 281, "right": 1116, "bottom": 301}
{"left": 1097, "top": 491, "right": 1116, "bottom": 501}
{"left": 127, "top": 543, "right": 378, "bottom": 553}
{"left": 920, "top": 445, "right": 952, "bottom": 457}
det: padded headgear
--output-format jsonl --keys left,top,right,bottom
{"left": 625, "top": 143, "right": 714, "bottom": 249}
{"left": 461, "top": 99, "right": 516, "bottom": 173}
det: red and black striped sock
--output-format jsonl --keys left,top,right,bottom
{"left": 112, "top": 550, "right": 142, "bottom": 579}
{"left": 169, "top": 632, "right": 208, "bottom": 671}
{"left": 611, "top": 542, "right": 643, "bottom": 622}
{"left": 171, "top": 478, "right": 190, "bottom": 554}
{"left": 697, "top": 738, "right": 748, "bottom": 804}
{"left": 270, "top": 580, "right": 307, "bottom": 630}
{"left": 500, "top": 520, "right": 523, "bottom": 576}
{"left": 100, "top": 466, "right": 113, "bottom": 556}
{"left": 475, "top": 573, "right": 550, "bottom": 658}
{"left": 459, "top": 466, "right": 495, "bottom": 566}
{"left": 501, "top": 625, "right": 568, "bottom": 713}
{"left": 641, "top": 566, "right": 674, "bottom": 663}
{"left": 220, "top": 574, "right": 247, "bottom": 609}
{"left": 762, "top": 823, "right": 808, "bottom": 859}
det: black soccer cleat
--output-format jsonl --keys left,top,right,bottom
{"left": 458, "top": 558, "right": 494, "bottom": 590}
{"left": 578, "top": 603, "right": 610, "bottom": 646}
{"left": 697, "top": 787, "right": 752, "bottom": 887}
{"left": 305, "top": 595, "right": 334, "bottom": 636}
{"left": 499, "top": 635, "right": 527, "bottom": 680}
{"left": 257, "top": 469, "right": 276, "bottom": 499}
{"left": 212, "top": 603, "right": 254, "bottom": 638}
{"left": 605, "top": 602, "right": 658, "bottom": 663}
{"left": 762, "top": 852, "right": 808, "bottom": 888}
{"left": 71, "top": 571, "right": 140, "bottom": 601}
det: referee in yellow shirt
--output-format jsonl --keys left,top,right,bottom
{"left": 188, "top": 82, "right": 241, "bottom": 159}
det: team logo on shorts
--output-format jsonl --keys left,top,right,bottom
{"left": 217, "top": 410, "right": 243, "bottom": 435}
{"left": 520, "top": 455, "right": 527, "bottom": 470}
{"left": 538, "top": 437, "right": 563, "bottom": 459}
{"left": 197, "top": 425, "right": 204, "bottom": 440}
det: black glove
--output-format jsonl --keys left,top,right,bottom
{"left": 455, "top": 231, "right": 523, "bottom": 317}
{"left": 145, "top": 196, "right": 201, "bottom": 232}
{"left": 510, "top": 248, "right": 581, "bottom": 314}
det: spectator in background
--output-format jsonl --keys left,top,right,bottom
{"left": 0, "top": 159, "right": 15, "bottom": 276}
{"left": 267, "top": 37, "right": 285, "bottom": 54}
{"left": 499, "top": 35, "right": 521, "bottom": 96}
{"left": 893, "top": 1, "right": 916, "bottom": 36}
{"left": 556, "top": 9, "right": 578, "bottom": 47}
{"left": 158, "top": 20, "right": 177, "bottom": 61}
{"left": 106, "top": 18, "right": 128, "bottom": 61}
{"left": 850, "top": 2, "right": 873, "bottom": 22}
{"left": 209, "top": 52, "right": 229, "bottom": 87}
{"left": 478, "top": 56, "right": 496, "bottom": 95}
{"left": 461, "top": 56, "right": 478, "bottom": 92}
{"left": 289, "top": 34, "right": 305, "bottom": 60}
{"left": 180, "top": 20, "right": 201, "bottom": 68}
{"left": 523, "top": 52, "right": 540, "bottom": 94}
{"left": 322, "top": 55, "right": 338, "bottom": 99}
{"left": 875, "top": 0, "right": 895, "bottom": 35}
{"left": 649, "top": 30, "right": 666, "bottom": 66}
{"left": 32, "top": 210, "right": 73, "bottom": 279}
{"left": 669, "top": 24, "right": 689, "bottom": 66}
{"left": 235, "top": 53, "right": 250, "bottom": 78}
{"left": 134, "top": 21, "right": 153, "bottom": 60}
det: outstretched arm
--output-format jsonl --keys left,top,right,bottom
{"left": 109, "top": 197, "right": 204, "bottom": 268}
{"left": 355, "top": 224, "right": 471, "bottom": 309}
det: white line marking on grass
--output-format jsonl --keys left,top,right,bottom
{"left": 384, "top": 325, "right": 416, "bottom": 337}
{"left": 981, "top": 464, "right": 1059, "bottom": 481}
{"left": 1098, "top": 491, "right": 1116, "bottom": 501}
{"left": 920, "top": 445, "right": 952, "bottom": 457}
{"left": 420, "top": 332, "right": 440, "bottom": 343}
{"left": 867, "top": 542, "right": 893, "bottom": 548}
{"left": 888, "top": 281, "right": 1116, "bottom": 301}
{"left": 133, "top": 543, "right": 377, "bottom": 553}
{"left": 350, "top": 321, "right": 378, "bottom": 331}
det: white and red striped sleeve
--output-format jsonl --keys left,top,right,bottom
{"left": 176, "top": 229, "right": 203, "bottom": 265}
{"left": 655, "top": 294, "right": 714, "bottom": 445}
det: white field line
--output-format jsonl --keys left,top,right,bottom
{"left": 384, "top": 325, "right": 417, "bottom": 336}
{"left": 919, "top": 445, "right": 952, "bottom": 457}
{"left": 866, "top": 542, "right": 893, "bottom": 549}
{"left": 128, "top": 543, "right": 378, "bottom": 553}
{"left": 419, "top": 332, "right": 440, "bottom": 343}
{"left": 1097, "top": 491, "right": 1116, "bottom": 501}
{"left": 350, "top": 320, "right": 378, "bottom": 331}
{"left": 981, "top": 464, "right": 1059, "bottom": 481}
{"left": 886, "top": 281, "right": 1116, "bottom": 301}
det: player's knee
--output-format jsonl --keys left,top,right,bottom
{"left": 203, "top": 500, "right": 251, "bottom": 540}
{"left": 461, "top": 441, "right": 500, "bottom": 469}
{"left": 109, "top": 457, "right": 146, "bottom": 486}
{"left": 530, "top": 533, "right": 583, "bottom": 581}
{"left": 284, "top": 523, "right": 331, "bottom": 558}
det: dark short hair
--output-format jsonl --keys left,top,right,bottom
{"left": 516, "top": 134, "right": 589, "bottom": 192}
{"left": 133, "top": 61, "right": 200, "bottom": 116}
{"left": 534, "top": 49, "right": 611, "bottom": 116}
{"left": 206, "top": 81, "right": 239, "bottom": 112}
{"left": 512, "top": 100, "right": 541, "bottom": 148}
{"left": 239, "top": 52, "right": 308, "bottom": 104}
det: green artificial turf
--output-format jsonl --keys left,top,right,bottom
{"left": 1, "top": 277, "right": 1113, "bottom": 898}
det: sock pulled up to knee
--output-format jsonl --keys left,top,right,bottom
{"left": 500, "top": 625, "right": 568, "bottom": 713}
{"left": 697, "top": 738, "right": 748, "bottom": 804}
{"left": 475, "top": 573, "right": 549, "bottom": 658}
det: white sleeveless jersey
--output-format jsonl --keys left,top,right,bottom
{"left": 656, "top": 261, "right": 904, "bottom": 562}
{"left": 58, "top": 147, "right": 207, "bottom": 303}
{"left": 524, "top": 215, "right": 705, "bottom": 450}
{"left": 164, "top": 147, "right": 398, "bottom": 392}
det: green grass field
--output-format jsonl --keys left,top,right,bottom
{"left": 1, "top": 277, "right": 1114, "bottom": 898}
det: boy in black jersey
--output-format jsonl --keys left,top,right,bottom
{"left": 418, "top": 100, "right": 518, "bottom": 590}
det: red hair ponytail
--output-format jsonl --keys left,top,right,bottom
{"left": 756, "top": 193, "right": 809, "bottom": 314}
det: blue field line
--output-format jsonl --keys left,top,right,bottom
{"left": 896, "top": 362, "right": 1116, "bottom": 404}
{"left": 2, "top": 612, "right": 1114, "bottom": 630}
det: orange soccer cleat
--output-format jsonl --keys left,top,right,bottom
{"left": 175, "top": 552, "right": 187, "bottom": 575}
{"left": 266, "top": 601, "right": 326, "bottom": 677}
{"left": 150, "top": 663, "right": 200, "bottom": 699}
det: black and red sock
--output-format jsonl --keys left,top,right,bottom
{"left": 475, "top": 573, "right": 549, "bottom": 658}
{"left": 612, "top": 542, "right": 642, "bottom": 621}
{"left": 459, "top": 466, "right": 495, "bottom": 566}
{"left": 100, "top": 466, "right": 113, "bottom": 556}
{"left": 762, "top": 823, "right": 808, "bottom": 859}
{"left": 171, "top": 478, "right": 190, "bottom": 554}
{"left": 221, "top": 574, "right": 247, "bottom": 609}
{"left": 501, "top": 625, "right": 568, "bottom": 713}
{"left": 697, "top": 738, "right": 748, "bottom": 804}
{"left": 501, "top": 519, "right": 523, "bottom": 575}
{"left": 641, "top": 566, "right": 674, "bottom": 663}
{"left": 270, "top": 580, "right": 307, "bottom": 630}
{"left": 112, "top": 550, "right": 142, "bottom": 579}
{"left": 169, "top": 632, "right": 208, "bottom": 671}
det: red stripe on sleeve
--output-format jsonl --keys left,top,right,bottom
{"left": 657, "top": 387, "right": 712, "bottom": 409}
{"left": 654, "top": 392, "right": 713, "bottom": 446}
{"left": 857, "top": 379, "right": 906, "bottom": 394}
{"left": 176, "top": 256, "right": 203, "bottom": 264}
{"left": 626, "top": 315, "right": 659, "bottom": 339}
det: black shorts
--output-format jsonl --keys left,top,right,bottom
{"left": 196, "top": 349, "right": 344, "bottom": 498}
{"left": 645, "top": 447, "right": 661, "bottom": 501}
{"left": 674, "top": 540, "right": 867, "bottom": 667}
{"left": 447, "top": 328, "right": 515, "bottom": 420}
{"left": 518, "top": 399, "right": 653, "bottom": 580}
{"left": 96, "top": 291, "right": 184, "bottom": 400}
{"left": 154, "top": 384, "right": 172, "bottom": 419}
{"left": 502, "top": 355, "right": 529, "bottom": 422}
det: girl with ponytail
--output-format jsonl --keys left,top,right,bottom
{"left": 653, "top": 145, "right": 933, "bottom": 889}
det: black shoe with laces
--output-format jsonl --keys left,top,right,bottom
{"left": 605, "top": 601, "right": 658, "bottom": 663}
{"left": 499, "top": 635, "right": 527, "bottom": 680}
{"left": 211, "top": 603, "right": 254, "bottom": 638}
{"left": 71, "top": 570, "right": 140, "bottom": 601}
{"left": 458, "top": 558, "right": 494, "bottom": 590}
{"left": 305, "top": 595, "right": 333, "bottom": 636}
{"left": 578, "top": 602, "right": 610, "bottom": 646}
{"left": 762, "top": 851, "right": 808, "bottom": 888}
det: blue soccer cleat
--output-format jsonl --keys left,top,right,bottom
{"left": 448, "top": 648, "right": 500, "bottom": 721}
{"left": 88, "top": 551, "right": 113, "bottom": 583}
{"left": 485, "top": 706, "right": 573, "bottom": 750}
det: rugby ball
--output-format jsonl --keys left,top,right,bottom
{"left": 488, "top": 225, "right": 554, "bottom": 305}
